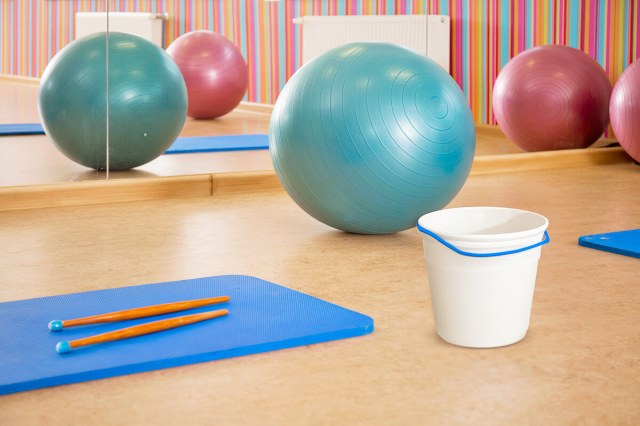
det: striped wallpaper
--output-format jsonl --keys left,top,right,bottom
{"left": 1, "top": 0, "right": 638, "bottom": 124}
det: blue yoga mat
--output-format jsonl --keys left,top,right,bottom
{"left": 0, "top": 123, "right": 45, "bottom": 135}
{"left": 164, "top": 134, "right": 268, "bottom": 154}
{"left": 578, "top": 229, "right": 640, "bottom": 259}
{"left": 0, "top": 275, "right": 373, "bottom": 395}
{"left": 0, "top": 122, "right": 268, "bottom": 154}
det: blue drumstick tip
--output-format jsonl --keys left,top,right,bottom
{"left": 48, "top": 320, "right": 63, "bottom": 331}
{"left": 56, "top": 341, "right": 71, "bottom": 354}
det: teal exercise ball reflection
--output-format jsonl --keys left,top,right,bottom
{"left": 269, "top": 43, "right": 476, "bottom": 234}
{"left": 38, "top": 32, "right": 187, "bottom": 171}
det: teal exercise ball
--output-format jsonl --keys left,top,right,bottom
{"left": 269, "top": 42, "right": 476, "bottom": 234}
{"left": 38, "top": 32, "right": 187, "bottom": 171}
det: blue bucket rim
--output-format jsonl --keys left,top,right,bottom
{"left": 417, "top": 222, "right": 550, "bottom": 258}
{"left": 417, "top": 206, "right": 548, "bottom": 242}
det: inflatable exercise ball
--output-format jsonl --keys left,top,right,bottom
{"left": 610, "top": 59, "right": 640, "bottom": 162}
{"left": 39, "top": 32, "right": 187, "bottom": 171}
{"left": 493, "top": 45, "right": 612, "bottom": 152}
{"left": 269, "top": 42, "right": 476, "bottom": 235}
{"left": 167, "top": 30, "right": 248, "bottom": 119}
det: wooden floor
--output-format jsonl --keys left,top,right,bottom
{"left": 0, "top": 75, "right": 638, "bottom": 424}
{"left": 0, "top": 161, "right": 638, "bottom": 425}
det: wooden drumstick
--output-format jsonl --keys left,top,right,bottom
{"left": 56, "top": 308, "right": 229, "bottom": 354}
{"left": 48, "top": 296, "right": 230, "bottom": 331}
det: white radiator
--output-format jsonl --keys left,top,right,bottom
{"left": 293, "top": 15, "right": 450, "bottom": 73}
{"left": 75, "top": 12, "right": 168, "bottom": 47}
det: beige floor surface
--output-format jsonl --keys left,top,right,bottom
{"left": 0, "top": 161, "right": 638, "bottom": 425}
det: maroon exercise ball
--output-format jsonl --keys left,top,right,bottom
{"left": 493, "top": 45, "right": 612, "bottom": 151}
{"left": 610, "top": 59, "right": 640, "bottom": 162}
{"left": 167, "top": 30, "right": 248, "bottom": 119}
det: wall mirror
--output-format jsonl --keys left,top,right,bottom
{"left": 0, "top": 1, "right": 632, "bottom": 190}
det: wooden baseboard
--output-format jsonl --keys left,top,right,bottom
{"left": 474, "top": 124, "right": 619, "bottom": 148}
{"left": 236, "top": 101, "right": 274, "bottom": 114}
{"left": 471, "top": 146, "right": 631, "bottom": 175}
{"left": 0, "top": 74, "right": 40, "bottom": 85}
{"left": 0, "top": 172, "right": 283, "bottom": 212}
{"left": 212, "top": 171, "right": 281, "bottom": 195}
{"left": 475, "top": 124, "right": 506, "bottom": 138}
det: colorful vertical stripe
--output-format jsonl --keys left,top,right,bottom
{"left": 429, "top": 0, "right": 640, "bottom": 123}
{"left": 1, "top": 0, "right": 639, "bottom": 124}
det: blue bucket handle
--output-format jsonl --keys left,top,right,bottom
{"left": 417, "top": 223, "right": 550, "bottom": 258}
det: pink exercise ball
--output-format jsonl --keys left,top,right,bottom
{"left": 167, "top": 30, "right": 248, "bottom": 119}
{"left": 493, "top": 45, "right": 612, "bottom": 151}
{"left": 610, "top": 59, "right": 640, "bottom": 162}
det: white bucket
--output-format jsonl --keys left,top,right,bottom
{"left": 417, "top": 207, "right": 549, "bottom": 348}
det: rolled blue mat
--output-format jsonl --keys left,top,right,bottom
{"left": 164, "top": 134, "right": 269, "bottom": 154}
{"left": 0, "top": 124, "right": 268, "bottom": 154}
{"left": 0, "top": 123, "right": 45, "bottom": 135}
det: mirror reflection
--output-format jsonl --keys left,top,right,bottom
{"left": 0, "top": 1, "right": 633, "bottom": 189}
